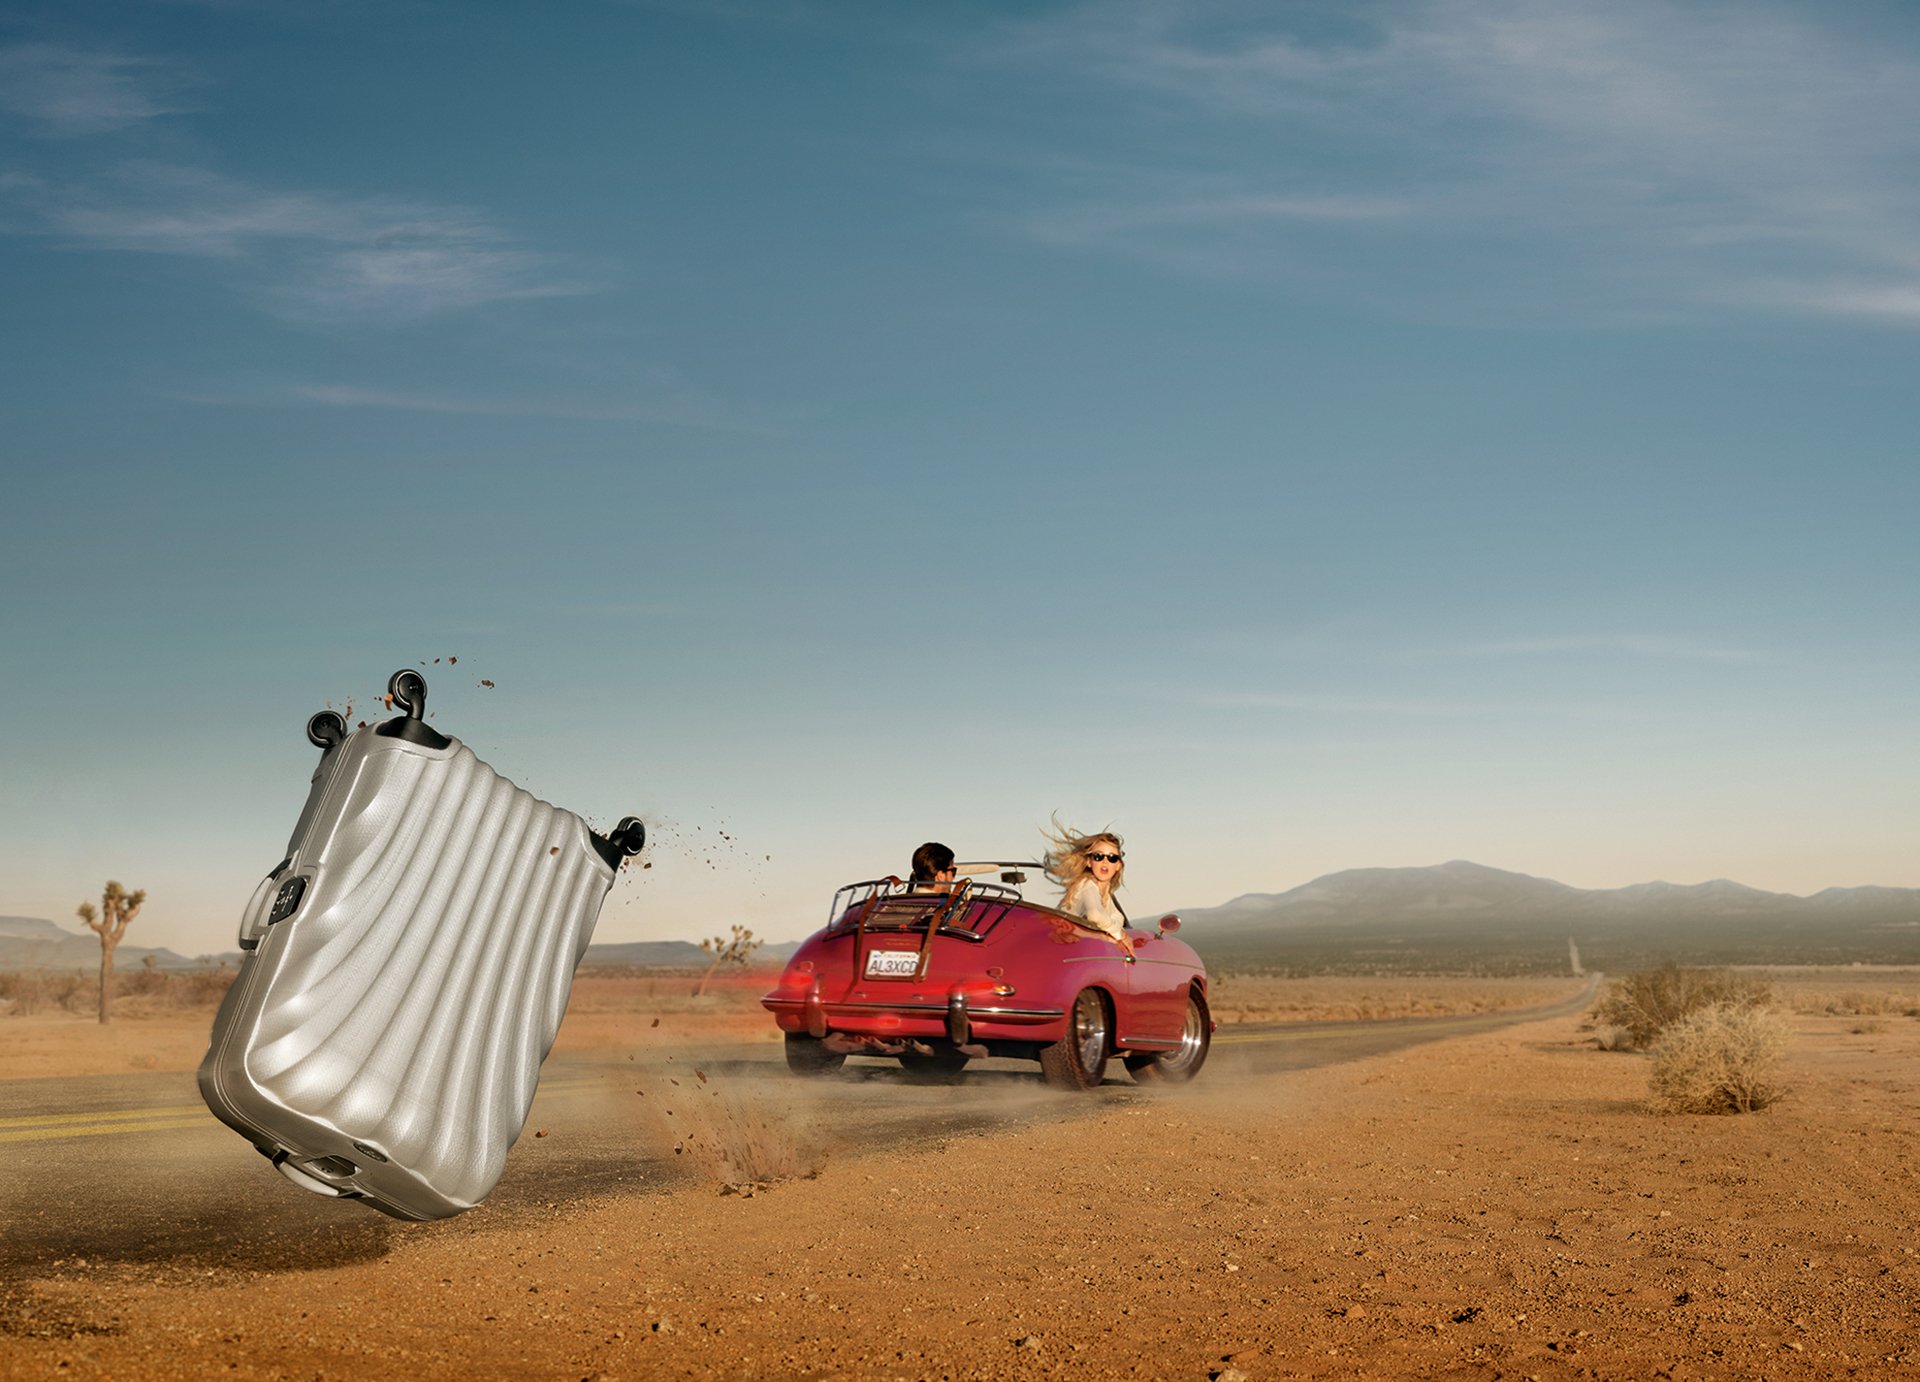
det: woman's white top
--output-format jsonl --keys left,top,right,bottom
{"left": 1062, "top": 879, "right": 1126, "bottom": 941}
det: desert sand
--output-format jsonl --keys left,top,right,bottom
{"left": 4, "top": 972, "right": 1918, "bottom": 1379}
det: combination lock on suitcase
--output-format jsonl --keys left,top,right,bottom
{"left": 199, "top": 669, "right": 645, "bottom": 1220}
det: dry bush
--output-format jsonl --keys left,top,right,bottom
{"left": 1593, "top": 966, "right": 1772, "bottom": 1050}
{"left": 1208, "top": 974, "right": 1581, "bottom": 1025}
{"left": 1647, "top": 1002, "right": 1790, "bottom": 1114}
{"left": 1813, "top": 991, "right": 1909, "bottom": 1017}
{"left": 0, "top": 971, "right": 96, "bottom": 1016}
{"left": 1750, "top": 967, "right": 1920, "bottom": 1017}
{"left": 0, "top": 967, "right": 235, "bottom": 1017}
{"left": 1591, "top": 1024, "right": 1633, "bottom": 1052}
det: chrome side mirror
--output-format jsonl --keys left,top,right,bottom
{"left": 1157, "top": 914, "right": 1181, "bottom": 934}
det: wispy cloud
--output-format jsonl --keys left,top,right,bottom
{"left": 1723, "top": 281, "right": 1920, "bottom": 325}
{"left": 1019, "top": 190, "right": 1414, "bottom": 259}
{"left": 163, "top": 379, "right": 787, "bottom": 437}
{"left": 990, "top": 0, "right": 1920, "bottom": 323}
{"left": 8, "top": 162, "right": 594, "bottom": 323}
{"left": 287, "top": 382, "right": 781, "bottom": 435}
{"left": 1413, "top": 634, "right": 1761, "bottom": 664}
{"left": 1170, "top": 689, "right": 1503, "bottom": 718}
{"left": 272, "top": 242, "right": 589, "bottom": 323}
{"left": 1184, "top": 624, "right": 1760, "bottom": 666}
{"left": 1131, "top": 684, "right": 1656, "bottom": 724}
{"left": 0, "top": 42, "right": 192, "bottom": 135}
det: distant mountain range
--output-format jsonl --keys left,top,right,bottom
{"left": 1177, "top": 860, "right": 1920, "bottom": 972}
{"left": 6, "top": 862, "right": 1916, "bottom": 977}
{"left": 0, "top": 916, "right": 796, "bottom": 974}
{"left": 0, "top": 915, "right": 213, "bottom": 972}
{"left": 581, "top": 939, "right": 799, "bottom": 969}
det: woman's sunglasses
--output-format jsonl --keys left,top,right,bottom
{"left": 1086, "top": 852, "right": 1124, "bottom": 863}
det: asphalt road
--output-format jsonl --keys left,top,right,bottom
{"left": 0, "top": 980, "right": 1596, "bottom": 1282}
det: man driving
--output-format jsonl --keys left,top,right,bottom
{"left": 909, "top": 841, "right": 956, "bottom": 889}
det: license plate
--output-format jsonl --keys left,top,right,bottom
{"left": 864, "top": 949, "right": 919, "bottom": 979}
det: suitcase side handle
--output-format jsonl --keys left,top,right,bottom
{"left": 592, "top": 816, "right": 647, "bottom": 870}
{"left": 237, "top": 857, "right": 292, "bottom": 949}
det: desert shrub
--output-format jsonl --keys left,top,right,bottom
{"left": 0, "top": 971, "right": 96, "bottom": 1016}
{"left": 121, "top": 965, "right": 173, "bottom": 999}
{"left": 174, "top": 967, "right": 238, "bottom": 1006}
{"left": 1647, "top": 1002, "right": 1790, "bottom": 1114}
{"left": 1793, "top": 989, "right": 1918, "bottom": 1017}
{"left": 0, "top": 967, "right": 234, "bottom": 1016}
{"left": 1591, "top": 1024, "right": 1632, "bottom": 1052}
{"left": 1593, "top": 965, "right": 1772, "bottom": 1050}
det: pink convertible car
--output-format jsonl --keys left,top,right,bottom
{"left": 762, "top": 863, "right": 1211, "bottom": 1089}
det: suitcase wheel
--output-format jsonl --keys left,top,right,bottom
{"left": 375, "top": 669, "right": 451, "bottom": 749}
{"left": 388, "top": 669, "right": 428, "bottom": 715}
{"left": 610, "top": 816, "right": 647, "bottom": 857}
{"left": 306, "top": 710, "right": 349, "bottom": 750}
{"left": 592, "top": 816, "right": 647, "bottom": 869}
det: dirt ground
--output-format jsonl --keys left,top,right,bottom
{"left": 5, "top": 974, "right": 1920, "bottom": 1379}
{"left": 0, "top": 970, "right": 1583, "bottom": 1080}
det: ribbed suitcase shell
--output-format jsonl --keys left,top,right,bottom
{"left": 199, "top": 714, "right": 623, "bottom": 1220}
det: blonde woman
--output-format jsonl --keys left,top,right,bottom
{"left": 1044, "top": 821, "right": 1136, "bottom": 960}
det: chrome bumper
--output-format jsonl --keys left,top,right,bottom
{"left": 767, "top": 979, "right": 1064, "bottom": 1039}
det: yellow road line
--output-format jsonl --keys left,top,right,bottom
{"left": 0, "top": 1103, "right": 206, "bottom": 1129}
{"left": 5, "top": 1077, "right": 605, "bottom": 1146}
{"left": 1, "top": 1115, "right": 212, "bottom": 1144}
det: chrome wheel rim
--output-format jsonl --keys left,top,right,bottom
{"left": 1072, "top": 990, "right": 1108, "bottom": 1073}
{"left": 1158, "top": 998, "right": 1207, "bottom": 1075}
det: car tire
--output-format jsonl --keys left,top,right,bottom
{"left": 1124, "top": 989, "right": 1212, "bottom": 1084}
{"left": 784, "top": 1033, "right": 846, "bottom": 1077}
{"left": 1039, "top": 987, "right": 1111, "bottom": 1090}
{"left": 898, "top": 1048, "right": 969, "bottom": 1082}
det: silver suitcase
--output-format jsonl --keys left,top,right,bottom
{"left": 199, "top": 669, "right": 645, "bottom": 1220}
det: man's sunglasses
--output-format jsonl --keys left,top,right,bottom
{"left": 1086, "top": 852, "right": 1124, "bottom": 863}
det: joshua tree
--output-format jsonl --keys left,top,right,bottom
{"left": 693, "top": 924, "right": 763, "bottom": 998}
{"left": 78, "top": 881, "right": 146, "bottom": 1025}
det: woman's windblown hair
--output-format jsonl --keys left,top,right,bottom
{"left": 1041, "top": 817, "right": 1125, "bottom": 895}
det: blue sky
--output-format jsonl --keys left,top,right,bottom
{"left": 2, "top": 0, "right": 1914, "bottom": 957}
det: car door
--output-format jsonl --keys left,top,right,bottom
{"left": 1122, "top": 927, "right": 1190, "bottom": 1041}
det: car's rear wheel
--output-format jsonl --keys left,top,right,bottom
{"left": 784, "top": 1033, "right": 845, "bottom": 1076}
{"left": 1124, "top": 989, "right": 1212, "bottom": 1084}
{"left": 898, "top": 1047, "right": 969, "bottom": 1082}
{"left": 1039, "top": 988, "right": 1111, "bottom": 1090}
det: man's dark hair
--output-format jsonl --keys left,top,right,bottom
{"left": 910, "top": 841, "right": 955, "bottom": 882}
